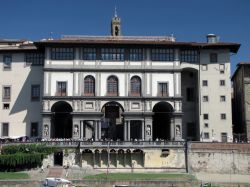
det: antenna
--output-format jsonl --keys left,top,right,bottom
{"left": 49, "top": 32, "right": 53, "bottom": 40}
{"left": 114, "top": 6, "right": 117, "bottom": 17}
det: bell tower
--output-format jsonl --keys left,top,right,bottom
{"left": 111, "top": 7, "right": 121, "bottom": 36}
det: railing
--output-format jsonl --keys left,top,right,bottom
{"left": 1, "top": 140, "right": 186, "bottom": 148}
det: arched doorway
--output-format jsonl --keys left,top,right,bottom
{"left": 51, "top": 101, "right": 73, "bottom": 138}
{"left": 101, "top": 101, "right": 124, "bottom": 140}
{"left": 153, "top": 102, "right": 173, "bottom": 140}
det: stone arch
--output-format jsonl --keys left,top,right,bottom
{"left": 101, "top": 101, "right": 124, "bottom": 140}
{"left": 51, "top": 101, "right": 73, "bottom": 138}
{"left": 152, "top": 101, "right": 174, "bottom": 140}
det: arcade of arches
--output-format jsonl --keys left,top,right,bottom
{"left": 42, "top": 101, "right": 182, "bottom": 141}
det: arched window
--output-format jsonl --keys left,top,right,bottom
{"left": 107, "top": 76, "right": 118, "bottom": 96}
{"left": 130, "top": 76, "right": 141, "bottom": 96}
{"left": 84, "top": 75, "right": 95, "bottom": 96}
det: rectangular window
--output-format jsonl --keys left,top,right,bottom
{"left": 204, "top": 132, "right": 210, "bottom": 139}
{"left": 180, "top": 50, "right": 198, "bottom": 62}
{"left": 31, "top": 85, "right": 40, "bottom": 101}
{"left": 82, "top": 48, "right": 96, "bottom": 60}
{"left": 101, "top": 48, "right": 124, "bottom": 61}
{"left": 202, "top": 64, "right": 208, "bottom": 71}
{"left": 158, "top": 83, "right": 168, "bottom": 97}
{"left": 203, "top": 96, "right": 209, "bottom": 102}
{"left": 203, "top": 114, "right": 209, "bottom": 120}
{"left": 219, "top": 64, "right": 225, "bottom": 70}
{"left": 220, "top": 80, "right": 225, "bottom": 86}
{"left": 31, "top": 122, "right": 38, "bottom": 137}
{"left": 51, "top": 48, "right": 74, "bottom": 60}
{"left": 3, "top": 54, "right": 12, "bottom": 70}
{"left": 202, "top": 80, "right": 208, "bottom": 86}
{"left": 210, "top": 53, "right": 218, "bottom": 63}
{"left": 56, "top": 82, "right": 67, "bottom": 96}
{"left": 25, "top": 53, "right": 44, "bottom": 66}
{"left": 151, "top": 48, "right": 174, "bottom": 61}
{"left": 221, "top": 133, "right": 228, "bottom": 142}
{"left": 3, "top": 103, "right": 10, "bottom": 110}
{"left": 221, "top": 113, "right": 226, "bottom": 120}
{"left": 129, "top": 48, "right": 143, "bottom": 61}
{"left": 2, "top": 123, "right": 9, "bottom": 136}
{"left": 204, "top": 123, "right": 209, "bottom": 128}
{"left": 186, "top": 87, "right": 195, "bottom": 101}
{"left": 220, "top": 96, "right": 226, "bottom": 102}
{"left": 3, "top": 86, "right": 11, "bottom": 101}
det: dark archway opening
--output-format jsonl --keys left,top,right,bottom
{"left": 51, "top": 101, "right": 73, "bottom": 138}
{"left": 153, "top": 102, "right": 173, "bottom": 140}
{"left": 54, "top": 151, "right": 63, "bottom": 166}
{"left": 130, "top": 121, "right": 142, "bottom": 140}
{"left": 101, "top": 101, "right": 124, "bottom": 140}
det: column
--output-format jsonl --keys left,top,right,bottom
{"left": 80, "top": 120, "right": 84, "bottom": 139}
{"left": 170, "top": 118, "right": 175, "bottom": 140}
{"left": 123, "top": 122, "right": 127, "bottom": 141}
{"left": 144, "top": 117, "right": 152, "bottom": 141}
{"left": 98, "top": 120, "right": 102, "bottom": 140}
{"left": 127, "top": 121, "right": 131, "bottom": 141}
{"left": 141, "top": 120, "right": 145, "bottom": 140}
{"left": 94, "top": 121, "right": 98, "bottom": 141}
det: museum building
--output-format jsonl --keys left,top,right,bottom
{"left": 0, "top": 14, "right": 240, "bottom": 143}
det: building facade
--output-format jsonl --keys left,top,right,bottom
{"left": 232, "top": 62, "right": 250, "bottom": 141}
{"left": 0, "top": 15, "right": 240, "bottom": 143}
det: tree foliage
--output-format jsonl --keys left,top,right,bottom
{"left": 0, "top": 144, "right": 57, "bottom": 171}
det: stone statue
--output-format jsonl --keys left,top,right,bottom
{"left": 73, "top": 125, "right": 79, "bottom": 136}
{"left": 176, "top": 125, "right": 181, "bottom": 137}
{"left": 44, "top": 125, "right": 49, "bottom": 136}
{"left": 146, "top": 125, "right": 151, "bottom": 136}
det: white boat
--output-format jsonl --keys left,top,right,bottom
{"left": 41, "top": 177, "right": 73, "bottom": 187}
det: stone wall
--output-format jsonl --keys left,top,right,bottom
{"left": 188, "top": 142, "right": 250, "bottom": 174}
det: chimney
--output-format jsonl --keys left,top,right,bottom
{"left": 206, "top": 34, "right": 219, "bottom": 43}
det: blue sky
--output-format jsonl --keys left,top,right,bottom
{"left": 0, "top": 0, "right": 249, "bottom": 74}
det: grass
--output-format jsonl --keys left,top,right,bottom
{"left": 0, "top": 172, "right": 29, "bottom": 180}
{"left": 83, "top": 173, "right": 196, "bottom": 181}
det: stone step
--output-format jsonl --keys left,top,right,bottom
{"left": 47, "top": 167, "right": 63, "bottom": 178}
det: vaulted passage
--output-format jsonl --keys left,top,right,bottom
{"left": 51, "top": 101, "right": 73, "bottom": 138}
{"left": 153, "top": 102, "right": 173, "bottom": 140}
{"left": 101, "top": 101, "right": 124, "bottom": 140}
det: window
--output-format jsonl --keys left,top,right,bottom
{"left": 3, "top": 86, "right": 11, "bottom": 101}
{"left": 3, "top": 103, "right": 10, "bottom": 109}
{"left": 158, "top": 82, "right": 168, "bottom": 97}
{"left": 2, "top": 123, "right": 9, "bottom": 136}
{"left": 130, "top": 76, "right": 141, "bottom": 96}
{"left": 221, "top": 113, "right": 226, "bottom": 120}
{"left": 186, "top": 87, "right": 195, "bottom": 101}
{"left": 219, "top": 64, "right": 225, "bottom": 70}
{"left": 31, "top": 85, "right": 40, "bottom": 101}
{"left": 220, "top": 80, "right": 225, "bottom": 86}
{"left": 101, "top": 48, "right": 124, "bottom": 61}
{"left": 220, "top": 70, "right": 225, "bottom": 74}
{"left": 204, "top": 132, "right": 210, "bottom": 139}
{"left": 82, "top": 48, "right": 96, "bottom": 60}
{"left": 151, "top": 48, "right": 174, "bottom": 61}
{"left": 107, "top": 76, "right": 118, "bottom": 96}
{"left": 25, "top": 53, "right": 44, "bottom": 66}
{"left": 180, "top": 50, "right": 198, "bottom": 62}
{"left": 31, "top": 122, "right": 38, "bottom": 137}
{"left": 202, "top": 80, "right": 208, "bottom": 86}
{"left": 204, "top": 123, "right": 209, "bottom": 128}
{"left": 129, "top": 48, "right": 143, "bottom": 61}
{"left": 203, "top": 114, "right": 209, "bottom": 120}
{"left": 84, "top": 75, "right": 95, "bottom": 96}
{"left": 220, "top": 96, "right": 226, "bottom": 102}
{"left": 56, "top": 82, "right": 67, "bottom": 96}
{"left": 3, "top": 54, "right": 12, "bottom": 70}
{"left": 221, "top": 133, "right": 228, "bottom": 142}
{"left": 51, "top": 48, "right": 74, "bottom": 60}
{"left": 203, "top": 96, "right": 209, "bottom": 102}
{"left": 210, "top": 53, "right": 218, "bottom": 63}
{"left": 202, "top": 65, "right": 208, "bottom": 71}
